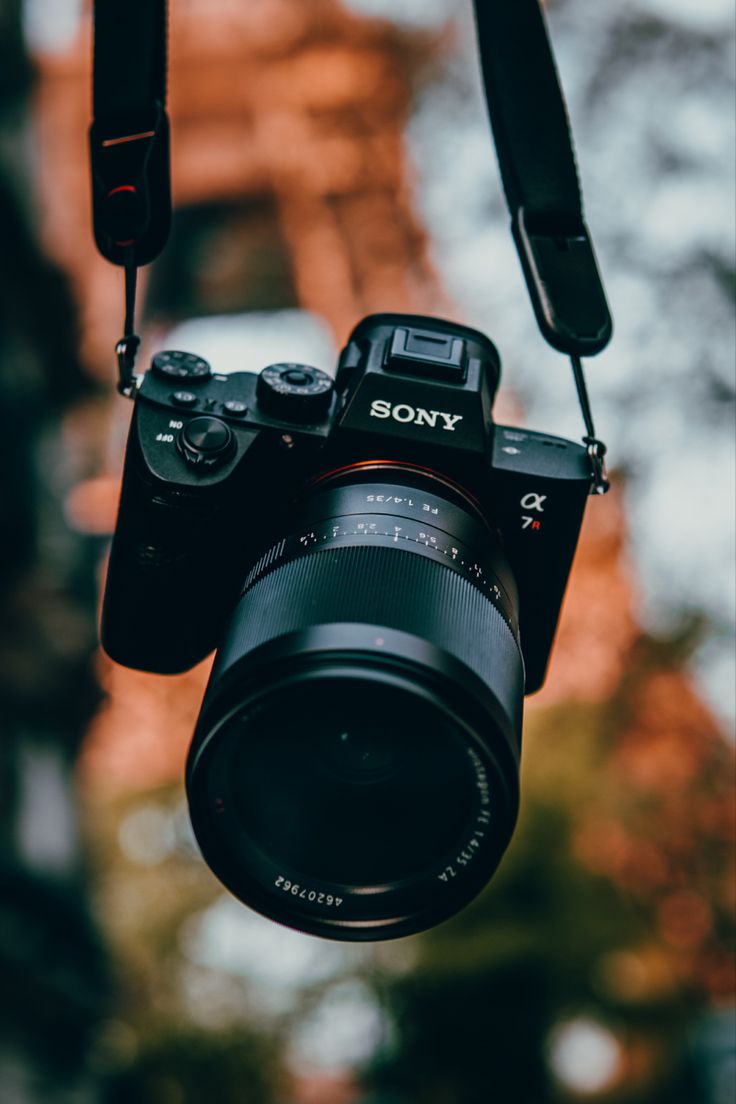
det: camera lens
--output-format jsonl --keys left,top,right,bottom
{"left": 187, "top": 467, "right": 524, "bottom": 940}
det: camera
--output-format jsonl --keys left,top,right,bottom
{"left": 102, "top": 313, "right": 592, "bottom": 940}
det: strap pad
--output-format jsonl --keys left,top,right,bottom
{"left": 473, "top": 0, "right": 612, "bottom": 356}
{"left": 90, "top": 0, "right": 171, "bottom": 266}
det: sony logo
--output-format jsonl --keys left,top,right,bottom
{"left": 369, "top": 399, "right": 463, "bottom": 432}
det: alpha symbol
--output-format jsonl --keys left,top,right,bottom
{"left": 520, "top": 492, "right": 547, "bottom": 512}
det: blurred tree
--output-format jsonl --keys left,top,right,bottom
{"left": 363, "top": 633, "right": 734, "bottom": 1104}
{"left": 103, "top": 1029, "right": 281, "bottom": 1104}
{"left": 82, "top": 786, "right": 285, "bottom": 1103}
{"left": 0, "top": 1, "right": 108, "bottom": 1097}
{"left": 8, "top": 3, "right": 731, "bottom": 1102}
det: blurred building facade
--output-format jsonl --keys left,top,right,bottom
{"left": 6, "top": 0, "right": 732, "bottom": 1101}
{"left": 34, "top": 0, "right": 647, "bottom": 776}
{"left": 35, "top": 0, "right": 446, "bottom": 369}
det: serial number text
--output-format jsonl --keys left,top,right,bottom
{"left": 274, "top": 876, "right": 343, "bottom": 907}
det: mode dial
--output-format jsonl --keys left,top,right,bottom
{"left": 256, "top": 363, "right": 334, "bottom": 423}
{"left": 178, "top": 416, "right": 234, "bottom": 469}
{"left": 152, "top": 350, "right": 212, "bottom": 382}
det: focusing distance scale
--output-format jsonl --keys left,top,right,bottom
{"left": 187, "top": 471, "right": 524, "bottom": 939}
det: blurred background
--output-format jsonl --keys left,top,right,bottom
{"left": 1, "top": 0, "right": 734, "bottom": 1101}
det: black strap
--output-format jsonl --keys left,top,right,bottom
{"left": 473, "top": 0, "right": 612, "bottom": 357}
{"left": 93, "top": 0, "right": 167, "bottom": 125}
{"left": 89, "top": 0, "right": 611, "bottom": 458}
{"left": 90, "top": 0, "right": 171, "bottom": 268}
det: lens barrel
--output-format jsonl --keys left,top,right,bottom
{"left": 187, "top": 468, "right": 524, "bottom": 940}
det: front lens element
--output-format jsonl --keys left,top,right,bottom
{"left": 213, "top": 674, "right": 478, "bottom": 888}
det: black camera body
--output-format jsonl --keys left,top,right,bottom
{"left": 102, "top": 313, "right": 593, "bottom": 939}
{"left": 90, "top": 0, "right": 613, "bottom": 943}
{"left": 103, "top": 313, "right": 589, "bottom": 693}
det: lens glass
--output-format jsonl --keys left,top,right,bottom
{"left": 214, "top": 674, "right": 479, "bottom": 888}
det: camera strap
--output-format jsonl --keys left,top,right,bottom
{"left": 89, "top": 0, "right": 609, "bottom": 489}
{"left": 472, "top": 0, "right": 611, "bottom": 492}
{"left": 472, "top": 0, "right": 612, "bottom": 359}
{"left": 90, "top": 0, "right": 171, "bottom": 395}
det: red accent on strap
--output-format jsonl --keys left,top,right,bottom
{"left": 107, "top": 184, "right": 138, "bottom": 197}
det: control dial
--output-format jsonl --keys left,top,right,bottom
{"left": 257, "top": 363, "right": 334, "bottom": 422}
{"left": 152, "top": 350, "right": 212, "bottom": 382}
{"left": 177, "top": 416, "right": 234, "bottom": 469}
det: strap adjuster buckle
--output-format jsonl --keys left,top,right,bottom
{"left": 584, "top": 436, "right": 610, "bottom": 495}
{"left": 90, "top": 102, "right": 171, "bottom": 267}
{"left": 512, "top": 208, "right": 613, "bottom": 358}
{"left": 116, "top": 334, "right": 141, "bottom": 398}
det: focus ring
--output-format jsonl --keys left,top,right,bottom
{"left": 241, "top": 520, "right": 518, "bottom": 634}
{"left": 213, "top": 543, "right": 524, "bottom": 737}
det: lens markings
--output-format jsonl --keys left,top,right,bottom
{"left": 274, "top": 875, "right": 343, "bottom": 908}
{"left": 437, "top": 749, "right": 492, "bottom": 886}
{"left": 285, "top": 520, "right": 509, "bottom": 622}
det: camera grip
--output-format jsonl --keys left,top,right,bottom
{"left": 101, "top": 449, "right": 240, "bottom": 674}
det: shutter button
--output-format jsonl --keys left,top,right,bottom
{"left": 178, "top": 416, "right": 234, "bottom": 468}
